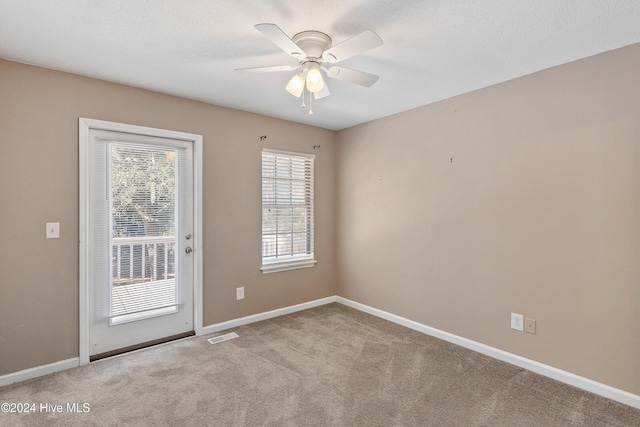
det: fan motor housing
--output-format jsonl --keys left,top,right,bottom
{"left": 292, "top": 31, "right": 332, "bottom": 59}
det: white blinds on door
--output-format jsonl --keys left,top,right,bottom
{"left": 89, "top": 131, "right": 189, "bottom": 322}
{"left": 89, "top": 137, "right": 110, "bottom": 320}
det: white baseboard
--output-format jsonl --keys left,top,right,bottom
{"left": 201, "top": 296, "right": 337, "bottom": 336}
{"left": 337, "top": 296, "right": 640, "bottom": 410}
{"left": 0, "top": 358, "right": 79, "bottom": 388}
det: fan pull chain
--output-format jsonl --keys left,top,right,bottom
{"left": 309, "top": 91, "right": 313, "bottom": 115}
{"left": 301, "top": 90, "right": 306, "bottom": 109}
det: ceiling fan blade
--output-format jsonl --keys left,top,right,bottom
{"left": 235, "top": 64, "right": 299, "bottom": 73}
{"left": 314, "top": 83, "right": 330, "bottom": 100}
{"left": 324, "top": 66, "right": 379, "bottom": 87}
{"left": 254, "top": 23, "right": 306, "bottom": 59}
{"left": 321, "top": 29, "right": 383, "bottom": 63}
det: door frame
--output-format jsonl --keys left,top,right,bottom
{"left": 78, "top": 117, "right": 203, "bottom": 366}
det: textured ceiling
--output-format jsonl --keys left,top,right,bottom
{"left": 1, "top": 1, "right": 639, "bottom": 130}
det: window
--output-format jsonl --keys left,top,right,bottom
{"left": 261, "top": 149, "right": 316, "bottom": 273}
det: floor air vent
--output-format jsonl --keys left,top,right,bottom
{"left": 208, "top": 332, "right": 239, "bottom": 344}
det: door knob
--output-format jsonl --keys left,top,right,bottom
{"left": 185, "top": 246, "right": 193, "bottom": 254}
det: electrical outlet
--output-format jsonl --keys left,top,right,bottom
{"left": 525, "top": 318, "right": 536, "bottom": 334}
{"left": 511, "top": 313, "right": 524, "bottom": 331}
{"left": 236, "top": 287, "right": 244, "bottom": 300}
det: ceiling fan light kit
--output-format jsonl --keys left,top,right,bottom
{"left": 285, "top": 73, "right": 305, "bottom": 97}
{"left": 236, "top": 23, "right": 383, "bottom": 115}
{"left": 305, "top": 63, "right": 325, "bottom": 93}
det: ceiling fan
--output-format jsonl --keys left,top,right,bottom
{"left": 236, "top": 23, "right": 383, "bottom": 110}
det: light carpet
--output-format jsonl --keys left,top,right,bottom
{"left": 1, "top": 303, "right": 639, "bottom": 426}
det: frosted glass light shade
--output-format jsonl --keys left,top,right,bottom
{"left": 306, "top": 68, "right": 324, "bottom": 93}
{"left": 285, "top": 74, "right": 305, "bottom": 97}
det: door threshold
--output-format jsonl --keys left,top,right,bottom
{"left": 90, "top": 331, "right": 195, "bottom": 362}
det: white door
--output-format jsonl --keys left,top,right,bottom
{"left": 80, "top": 120, "right": 200, "bottom": 359}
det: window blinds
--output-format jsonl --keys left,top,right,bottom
{"left": 261, "top": 149, "right": 315, "bottom": 267}
{"left": 108, "top": 143, "right": 179, "bottom": 319}
{"left": 89, "top": 130, "right": 189, "bottom": 322}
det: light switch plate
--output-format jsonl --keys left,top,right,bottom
{"left": 46, "top": 222, "right": 60, "bottom": 239}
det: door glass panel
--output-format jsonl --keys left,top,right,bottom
{"left": 109, "top": 143, "right": 179, "bottom": 324}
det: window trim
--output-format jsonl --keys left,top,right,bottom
{"left": 261, "top": 148, "right": 316, "bottom": 274}
{"left": 260, "top": 258, "right": 317, "bottom": 274}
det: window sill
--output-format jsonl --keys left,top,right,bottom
{"left": 261, "top": 259, "right": 317, "bottom": 274}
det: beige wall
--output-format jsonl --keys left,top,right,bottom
{"left": 0, "top": 59, "right": 336, "bottom": 375}
{"left": 336, "top": 44, "right": 640, "bottom": 395}
{"left": 2, "top": 42, "right": 640, "bottom": 397}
